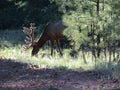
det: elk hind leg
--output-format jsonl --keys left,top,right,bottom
{"left": 56, "top": 39, "right": 63, "bottom": 56}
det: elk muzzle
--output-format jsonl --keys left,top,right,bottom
{"left": 31, "top": 45, "right": 39, "bottom": 56}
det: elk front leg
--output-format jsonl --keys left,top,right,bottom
{"left": 55, "top": 39, "right": 63, "bottom": 56}
{"left": 50, "top": 40, "right": 54, "bottom": 55}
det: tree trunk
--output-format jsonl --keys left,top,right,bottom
{"left": 81, "top": 44, "right": 87, "bottom": 64}
{"left": 91, "top": 21, "right": 96, "bottom": 60}
{"left": 104, "top": 47, "right": 107, "bottom": 60}
{"left": 102, "top": 0, "right": 104, "bottom": 11}
{"left": 96, "top": 0, "right": 100, "bottom": 15}
{"left": 108, "top": 42, "right": 112, "bottom": 62}
{"left": 96, "top": 34, "right": 101, "bottom": 58}
{"left": 113, "top": 42, "right": 116, "bottom": 61}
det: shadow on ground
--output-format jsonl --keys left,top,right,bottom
{"left": 0, "top": 58, "right": 120, "bottom": 90}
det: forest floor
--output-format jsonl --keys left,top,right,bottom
{"left": 0, "top": 58, "right": 120, "bottom": 90}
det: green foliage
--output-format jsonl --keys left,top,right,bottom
{"left": 0, "top": 0, "right": 120, "bottom": 81}
{"left": 51, "top": 0, "right": 120, "bottom": 50}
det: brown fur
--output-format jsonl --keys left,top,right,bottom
{"left": 32, "top": 21, "right": 66, "bottom": 56}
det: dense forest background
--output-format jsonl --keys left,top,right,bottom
{"left": 0, "top": 0, "right": 120, "bottom": 61}
{"left": 0, "top": 0, "right": 62, "bottom": 29}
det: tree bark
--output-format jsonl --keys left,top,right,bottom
{"left": 96, "top": 0, "right": 100, "bottom": 15}
{"left": 96, "top": 34, "right": 101, "bottom": 58}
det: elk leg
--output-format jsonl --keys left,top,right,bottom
{"left": 56, "top": 39, "right": 63, "bottom": 56}
{"left": 50, "top": 40, "right": 54, "bottom": 55}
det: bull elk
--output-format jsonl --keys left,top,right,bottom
{"left": 23, "top": 21, "right": 66, "bottom": 56}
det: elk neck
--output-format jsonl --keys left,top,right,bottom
{"left": 36, "top": 23, "right": 50, "bottom": 48}
{"left": 36, "top": 32, "right": 47, "bottom": 49}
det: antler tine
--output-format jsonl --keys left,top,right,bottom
{"left": 23, "top": 23, "right": 36, "bottom": 50}
{"left": 30, "top": 23, "right": 35, "bottom": 27}
{"left": 23, "top": 27, "right": 31, "bottom": 35}
{"left": 30, "top": 23, "right": 36, "bottom": 45}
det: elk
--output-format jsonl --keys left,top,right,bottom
{"left": 23, "top": 21, "right": 66, "bottom": 56}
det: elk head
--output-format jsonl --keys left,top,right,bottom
{"left": 23, "top": 23, "right": 39, "bottom": 56}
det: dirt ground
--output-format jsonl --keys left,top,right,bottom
{"left": 0, "top": 58, "right": 120, "bottom": 90}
